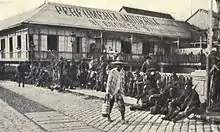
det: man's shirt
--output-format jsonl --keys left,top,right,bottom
{"left": 106, "top": 68, "right": 125, "bottom": 96}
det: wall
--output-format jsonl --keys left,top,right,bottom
{"left": 105, "top": 39, "right": 121, "bottom": 53}
{"left": 187, "top": 10, "right": 219, "bottom": 30}
{"left": 191, "top": 70, "right": 206, "bottom": 103}
{"left": 29, "top": 26, "right": 89, "bottom": 59}
{"left": 27, "top": 25, "right": 173, "bottom": 62}
{"left": 0, "top": 28, "right": 28, "bottom": 61}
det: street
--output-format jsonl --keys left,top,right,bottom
{"left": 0, "top": 80, "right": 219, "bottom": 132}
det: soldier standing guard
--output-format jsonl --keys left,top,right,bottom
{"left": 78, "top": 58, "right": 89, "bottom": 88}
{"left": 57, "top": 57, "right": 66, "bottom": 92}
{"left": 210, "top": 56, "right": 220, "bottom": 102}
{"left": 105, "top": 55, "right": 128, "bottom": 124}
{"left": 17, "top": 62, "right": 25, "bottom": 87}
{"left": 97, "top": 55, "right": 108, "bottom": 92}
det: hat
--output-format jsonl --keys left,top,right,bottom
{"left": 111, "top": 55, "right": 127, "bottom": 65}
{"left": 145, "top": 55, "right": 152, "bottom": 60}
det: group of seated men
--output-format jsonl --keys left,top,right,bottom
{"left": 130, "top": 74, "right": 201, "bottom": 122}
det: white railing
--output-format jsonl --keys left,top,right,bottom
{"left": 0, "top": 51, "right": 29, "bottom": 60}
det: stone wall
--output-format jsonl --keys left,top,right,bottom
{"left": 191, "top": 70, "right": 207, "bottom": 103}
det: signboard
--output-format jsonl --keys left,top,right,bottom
{"left": 55, "top": 6, "right": 160, "bottom": 27}
{"left": 24, "top": 3, "right": 190, "bottom": 39}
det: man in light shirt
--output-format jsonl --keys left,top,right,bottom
{"left": 106, "top": 55, "right": 128, "bottom": 124}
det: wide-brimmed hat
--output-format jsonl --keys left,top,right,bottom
{"left": 111, "top": 55, "right": 127, "bottom": 65}
{"left": 145, "top": 55, "right": 152, "bottom": 60}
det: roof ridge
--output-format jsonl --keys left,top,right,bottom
{"left": 121, "top": 6, "right": 171, "bottom": 15}
{"left": 24, "top": 3, "right": 48, "bottom": 23}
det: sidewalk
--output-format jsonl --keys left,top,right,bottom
{"left": 67, "top": 89, "right": 137, "bottom": 105}
{"left": 1, "top": 80, "right": 220, "bottom": 132}
{"left": 67, "top": 86, "right": 220, "bottom": 125}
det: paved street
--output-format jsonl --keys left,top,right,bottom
{"left": 0, "top": 99, "right": 44, "bottom": 132}
{"left": 0, "top": 80, "right": 220, "bottom": 132}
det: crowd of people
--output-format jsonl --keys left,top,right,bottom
{"left": 0, "top": 54, "right": 205, "bottom": 123}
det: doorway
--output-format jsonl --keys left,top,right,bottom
{"left": 143, "top": 41, "right": 154, "bottom": 55}
{"left": 121, "top": 40, "right": 131, "bottom": 54}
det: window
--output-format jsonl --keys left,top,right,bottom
{"left": 17, "top": 35, "right": 21, "bottom": 50}
{"left": 76, "top": 37, "right": 81, "bottom": 53}
{"left": 9, "top": 37, "right": 13, "bottom": 52}
{"left": 143, "top": 42, "right": 150, "bottom": 55}
{"left": 121, "top": 40, "right": 131, "bottom": 54}
{"left": 47, "top": 35, "right": 58, "bottom": 51}
{"left": 29, "top": 34, "right": 34, "bottom": 50}
{"left": 26, "top": 34, "right": 28, "bottom": 50}
{"left": 0, "top": 39, "right": 5, "bottom": 51}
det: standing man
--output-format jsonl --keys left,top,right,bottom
{"left": 17, "top": 62, "right": 25, "bottom": 87}
{"left": 97, "top": 55, "right": 108, "bottom": 92}
{"left": 141, "top": 56, "right": 158, "bottom": 73}
{"left": 210, "top": 57, "right": 220, "bottom": 102}
{"left": 57, "top": 57, "right": 67, "bottom": 92}
{"left": 105, "top": 55, "right": 128, "bottom": 124}
{"left": 78, "top": 58, "right": 89, "bottom": 88}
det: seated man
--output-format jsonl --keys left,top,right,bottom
{"left": 162, "top": 80, "right": 200, "bottom": 122}
{"left": 130, "top": 80, "right": 159, "bottom": 111}
{"left": 132, "top": 69, "right": 143, "bottom": 98}
{"left": 148, "top": 81, "right": 181, "bottom": 115}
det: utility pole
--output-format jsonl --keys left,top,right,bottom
{"left": 190, "top": 0, "right": 193, "bottom": 16}
{"left": 206, "top": 0, "right": 213, "bottom": 109}
{"left": 44, "top": 0, "right": 48, "bottom": 4}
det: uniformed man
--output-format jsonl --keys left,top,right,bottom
{"left": 130, "top": 79, "right": 159, "bottom": 111}
{"left": 17, "top": 62, "right": 25, "bottom": 87}
{"left": 97, "top": 55, "right": 108, "bottom": 92}
{"left": 132, "top": 69, "right": 143, "bottom": 98}
{"left": 68, "top": 58, "right": 78, "bottom": 89}
{"left": 162, "top": 80, "right": 200, "bottom": 121}
{"left": 57, "top": 57, "right": 67, "bottom": 92}
{"left": 78, "top": 58, "right": 89, "bottom": 89}
{"left": 141, "top": 56, "right": 158, "bottom": 73}
{"left": 210, "top": 58, "right": 220, "bottom": 102}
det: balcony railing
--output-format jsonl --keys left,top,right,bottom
{"left": 154, "top": 53, "right": 206, "bottom": 65}
{"left": 0, "top": 50, "right": 206, "bottom": 66}
{"left": 1, "top": 52, "right": 5, "bottom": 59}
{"left": 0, "top": 51, "right": 28, "bottom": 60}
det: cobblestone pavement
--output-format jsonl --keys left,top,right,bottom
{"left": 0, "top": 99, "right": 44, "bottom": 132}
{"left": 1, "top": 81, "right": 220, "bottom": 132}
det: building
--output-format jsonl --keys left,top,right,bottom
{"left": 186, "top": 9, "right": 220, "bottom": 50}
{"left": 0, "top": 2, "right": 192, "bottom": 71}
{"left": 119, "top": 6, "right": 174, "bottom": 19}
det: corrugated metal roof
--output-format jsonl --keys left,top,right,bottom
{"left": 0, "top": 2, "right": 191, "bottom": 39}
{"left": 0, "top": 4, "right": 45, "bottom": 31}
{"left": 119, "top": 6, "right": 174, "bottom": 19}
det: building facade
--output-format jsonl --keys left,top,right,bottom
{"left": 0, "top": 2, "right": 192, "bottom": 71}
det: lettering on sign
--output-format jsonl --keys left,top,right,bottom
{"left": 54, "top": 6, "right": 160, "bottom": 28}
